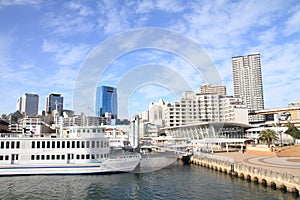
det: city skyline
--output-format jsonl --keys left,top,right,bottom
{"left": 0, "top": 1, "right": 300, "bottom": 118}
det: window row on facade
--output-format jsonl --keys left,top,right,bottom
{"left": 0, "top": 141, "right": 20, "bottom": 149}
{"left": 30, "top": 153, "right": 108, "bottom": 161}
{"left": 31, "top": 140, "right": 108, "bottom": 149}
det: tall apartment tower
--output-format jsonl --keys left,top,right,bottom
{"left": 95, "top": 86, "right": 118, "bottom": 119}
{"left": 19, "top": 93, "right": 39, "bottom": 116}
{"left": 46, "top": 93, "right": 64, "bottom": 115}
{"left": 232, "top": 53, "right": 264, "bottom": 122}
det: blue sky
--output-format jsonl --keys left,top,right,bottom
{"left": 0, "top": 0, "right": 300, "bottom": 119}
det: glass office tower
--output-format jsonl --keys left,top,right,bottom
{"left": 95, "top": 86, "right": 118, "bottom": 119}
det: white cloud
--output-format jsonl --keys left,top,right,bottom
{"left": 42, "top": 40, "right": 92, "bottom": 65}
{"left": 283, "top": 5, "right": 300, "bottom": 36}
{"left": 0, "top": 0, "right": 40, "bottom": 7}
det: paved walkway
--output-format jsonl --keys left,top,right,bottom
{"left": 216, "top": 152, "right": 300, "bottom": 177}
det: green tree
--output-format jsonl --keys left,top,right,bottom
{"left": 259, "top": 129, "right": 279, "bottom": 147}
{"left": 285, "top": 122, "right": 300, "bottom": 140}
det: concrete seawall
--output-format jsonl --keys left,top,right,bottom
{"left": 190, "top": 155, "right": 300, "bottom": 196}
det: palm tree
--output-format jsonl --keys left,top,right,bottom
{"left": 259, "top": 129, "right": 279, "bottom": 148}
{"left": 285, "top": 122, "right": 300, "bottom": 141}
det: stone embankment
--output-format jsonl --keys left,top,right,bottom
{"left": 190, "top": 155, "right": 300, "bottom": 196}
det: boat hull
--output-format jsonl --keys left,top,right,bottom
{"left": 0, "top": 158, "right": 140, "bottom": 176}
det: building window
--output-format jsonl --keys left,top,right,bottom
{"left": 52, "top": 141, "right": 55, "bottom": 148}
{"left": 81, "top": 141, "right": 85, "bottom": 148}
{"left": 6, "top": 142, "right": 9, "bottom": 149}
{"left": 32, "top": 141, "right": 35, "bottom": 148}
{"left": 42, "top": 141, "right": 45, "bottom": 148}
{"left": 47, "top": 141, "right": 50, "bottom": 148}
{"left": 37, "top": 141, "right": 40, "bottom": 148}
{"left": 96, "top": 141, "right": 100, "bottom": 148}
{"left": 11, "top": 141, "right": 15, "bottom": 149}
{"left": 67, "top": 141, "right": 70, "bottom": 148}
{"left": 62, "top": 141, "right": 65, "bottom": 148}
{"left": 72, "top": 141, "right": 75, "bottom": 148}
{"left": 57, "top": 141, "right": 60, "bottom": 148}
{"left": 16, "top": 141, "right": 20, "bottom": 149}
{"left": 77, "top": 141, "right": 80, "bottom": 148}
{"left": 92, "top": 141, "right": 95, "bottom": 148}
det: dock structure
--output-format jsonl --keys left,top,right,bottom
{"left": 190, "top": 152, "right": 300, "bottom": 196}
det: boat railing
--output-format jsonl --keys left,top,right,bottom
{"left": 108, "top": 153, "right": 141, "bottom": 160}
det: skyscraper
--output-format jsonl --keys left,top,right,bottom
{"left": 46, "top": 93, "right": 64, "bottom": 115}
{"left": 19, "top": 93, "right": 39, "bottom": 116}
{"left": 95, "top": 86, "right": 118, "bottom": 119}
{"left": 232, "top": 53, "right": 264, "bottom": 122}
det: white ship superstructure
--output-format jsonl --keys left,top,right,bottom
{"left": 0, "top": 126, "right": 140, "bottom": 176}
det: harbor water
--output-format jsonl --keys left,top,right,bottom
{"left": 0, "top": 161, "right": 298, "bottom": 200}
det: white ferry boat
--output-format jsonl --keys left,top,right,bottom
{"left": 0, "top": 126, "right": 141, "bottom": 176}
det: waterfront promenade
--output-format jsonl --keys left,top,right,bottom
{"left": 216, "top": 151, "right": 300, "bottom": 177}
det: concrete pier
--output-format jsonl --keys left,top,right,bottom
{"left": 190, "top": 154, "right": 300, "bottom": 196}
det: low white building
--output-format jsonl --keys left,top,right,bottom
{"left": 245, "top": 127, "right": 294, "bottom": 145}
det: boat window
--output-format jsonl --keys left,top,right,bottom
{"left": 86, "top": 154, "right": 90, "bottom": 159}
{"left": 41, "top": 155, "right": 45, "bottom": 160}
{"left": 76, "top": 154, "right": 80, "bottom": 159}
{"left": 81, "top": 141, "right": 85, "bottom": 148}
{"left": 67, "top": 141, "right": 70, "bottom": 148}
{"left": 57, "top": 141, "right": 60, "bottom": 148}
{"left": 42, "top": 141, "right": 45, "bottom": 148}
{"left": 101, "top": 154, "right": 103, "bottom": 158}
{"left": 31, "top": 155, "right": 34, "bottom": 160}
{"left": 47, "top": 141, "right": 50, "bottom": 148}
{"left": 72, "top": 141, "right": 75, "bottom": 148}
{"left": 51, "top": 155, "right": 55, "bottom": 160}
{"left": 0, "top": 141, "right": 4, "bottom": 149}
{"left": 86, "top": 141, "right": 90, "bottom": 148}
{"left": 62, "top": 141, "right": 65, "bottom": 148}
{"left": 87, "top": 129, "right": 89, "bottom": 133}
{"left": 61, "top": 155, "right": 65, "bottom": 160}
{"left": 46, "top": 155, "right": 50, "bottom": 160}
{"left": 56, "top": 155, "right": 60, "bottom": 160}
{"left": 37, "top": 141, "right": 40, "bottom": 148}
{"left": 36, "top": 155, "right": 40, "bottom": 160}
{"left": 52, "top": 141, "right": 55, "bottom": 148}
{"left": 101, "top": 141, "right": 103, "bottom": 148}
{"left": 96, "top": 154, "right": 100, "bottom": 159}
{"left": 91, "top": 141, "right": 95, "bottom": 148}
{"left": 91, "top": 154, "right": 95, "bottom": 159}
{"left": 83, "top": 129, "right": 85, "bottom": 133}
{"left": 16, "top": 141, "right": 20, "bottom": 149}
{"left": 11, "top": 141, "right": 15, "bottom": 149}
{"left": 96, "top": 141, "right": 100, "bottom": 148}
{"left": 31, "top": 141, "right": 35, "bottom": 148}
{"left": 0, "top": 155, "right": 3, "bottom": 160}
{"left": 76, "top": 141, "right": 80, "bottom": 148}
{"left": 81, "top": 154, "right": 85, "bottom": 159}
{"left": 6, "top": 142, "right": 9, "bottom": 149}
{"left": 15, "top": 154, "right": 18, "bottom": 160}
{"left": 93, "top": 129, "right": 96, "bottom": 133}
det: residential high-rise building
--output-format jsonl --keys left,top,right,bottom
{"left": 95, "top": 86, "right": 118, "bottom": 119}
{"left": 19, "top": 93, "right": 39, "bottom": 116}
{"left": 16, "top": 97, "right": 22, "bottom": 111}
{"left": 232, "top": 53, "right": 264, "bottom": 122}
{"left": 165, "top": 90, "right": 248, "bottom": 127}
{"left": 200, "top": 83, "right": 226, "bottom": 95}
{"left": 46, "top": 93, "right": 64, "bottom": 115}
